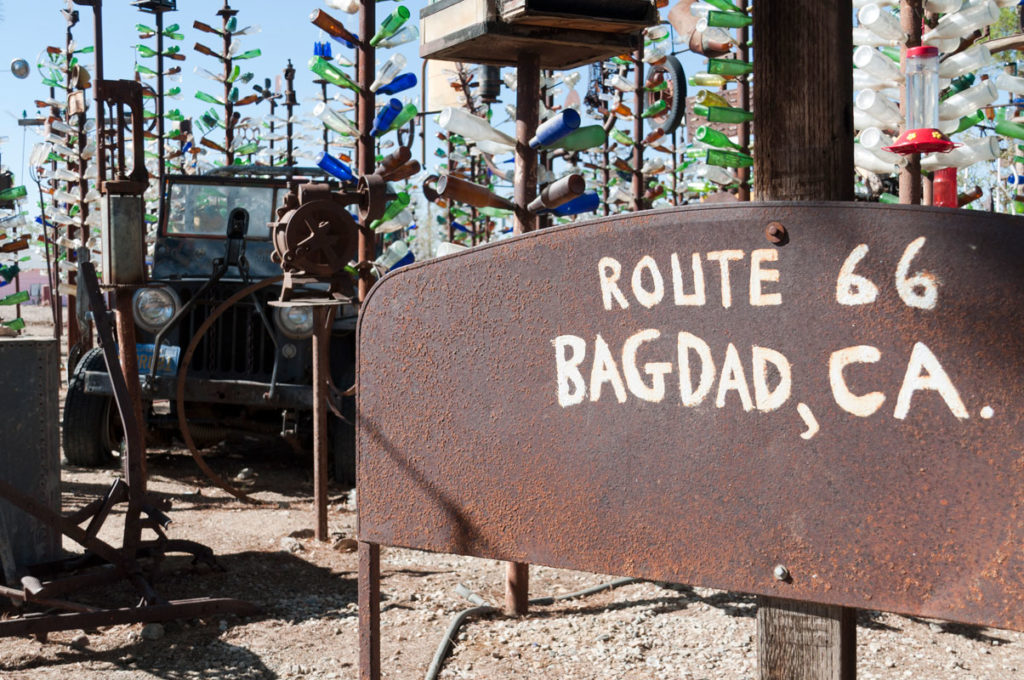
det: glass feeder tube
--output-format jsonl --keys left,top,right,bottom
{"left": 885, "top": 45, "right": 954, "bottom": 155}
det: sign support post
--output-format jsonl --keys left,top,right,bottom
{"left": 753, "top": 1, "right": 856, "bottom": 678}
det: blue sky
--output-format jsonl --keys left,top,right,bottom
{"left": 0, "top": 1, "right": 701, "bottom": 195}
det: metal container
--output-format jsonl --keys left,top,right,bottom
{"left": 0, "top": 338, "right": 61, "bottom": 582}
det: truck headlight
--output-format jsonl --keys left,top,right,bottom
{"left": 274, "top": 306, "right": 314, "bottom": 339}
{"left": 132, "top": 287, "right": 180, "bottom": 333}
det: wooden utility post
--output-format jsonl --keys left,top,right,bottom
{"left": 753, "top": 1, "right": 856, "bottom": 678}
{"left": 899, "top": 0, "right": 924, "bottom": 205}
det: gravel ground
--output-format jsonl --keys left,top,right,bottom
{"left": 3, "top": 305, "right": 1024, "bottom": 679}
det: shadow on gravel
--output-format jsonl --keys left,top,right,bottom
{"left": 152, "top": 550, "right": 359, "bottom": 625}
{"left": 904, "top": 616, "right": 1011, "bottom": 645}
{"left": 1, "top": 639, "right": 280, "bottom": 679}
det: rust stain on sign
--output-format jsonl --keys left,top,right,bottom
{"left": 357, "top": 202, "right": 1024, "bottom": 632}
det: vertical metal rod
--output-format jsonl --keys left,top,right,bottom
{"left": 221, "top": 2, "right": 236, "bottom": 166}
{"left": 505, "top": 560, "right": 528, "bottom": 616}
{"left": 599, "top": 62, "right": 611, "bottom": 216}
{"left": 358, "top": 541, "right": 381, "bottom": 680}
{"left": 899, "top": 0, "right": 923, "bottom": 205}
{"left": 285, "top": 60, "right": 296, "bottom": 167}
{"left": 155, "top": 8, "right": 166, "bottom": 196}
{"left": 513, "top": 52, "right": 539, "bottom": 234}
{"left": 312, "top": 306, "right": 334, "bottom": 542}
{"left": 93, "top": 0, "right": 106, "bottom": 190}
{"left": 737, "top": 0, "right": 751, "bottom": 202}
{"left": 357, "top": 0, "right": 376, "bottom": 301}
{"left": 114, "top": 292, "right": 145, "bottom": 555}
{"left": 321, "top": 81, "right": 330, "bottom": 154}
{"left": 632, "top": 48, "right": 645, "bottom": 211}
{"left": 65, "top": 11, "right": 81, "bottom": 352}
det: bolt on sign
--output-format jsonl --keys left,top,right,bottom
{"left": 357, "top": 202, "right": 1024, "bottom": 632}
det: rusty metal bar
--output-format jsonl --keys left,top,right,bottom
{"left": 632, "top": 48, "right": 644, "bottom": 211}
{"left": 899, "top": 0, "right": 923, "bottom": 205}
{"left": 513, "top": 52, "right": 540, "bottom": 234}
{"left": 0, "top": 597, "right": 259, "bottom": 637}
{"left": 312, "top": 305, "right": 336, "bottom": 541}
{"left": 505, "top": 561, "right": 529, "bottom": 616}
{"left": 358, "top": 541, "right": 381, "bottom": 680}
{"left": 357, "top": 0, "right": 376, "bottom": 301}
{"left": 737, "top": 0, "right": 751, "bottom": 202}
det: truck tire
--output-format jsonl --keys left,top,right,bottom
{"left": 62, "top": 348, "right": 119, "bottom": 467}
{"left": 646, "top": 54, "right": 686, "bottom": 137}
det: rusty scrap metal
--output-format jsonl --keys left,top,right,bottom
{"left": 269, "top": 177, "right": 386, "bottom": 303}
{"left": 357, "top": 202, "right": 1024, "bottom": 633}
{"left": 0, "top": 261, "right": 258, "bottom": 636}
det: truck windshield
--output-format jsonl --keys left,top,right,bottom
{"left": 165, "top": 181, "right": 276, "bottom": 238}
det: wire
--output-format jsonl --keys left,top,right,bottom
{"left": 423, "top": 577, "right": 641, "bottom": 680}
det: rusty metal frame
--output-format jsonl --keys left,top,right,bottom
{"left": 0, "top": 261, "right": 258, "bottom": 636}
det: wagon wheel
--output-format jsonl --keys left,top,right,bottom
{"left": 645, "top": 54, "right": 686, "bottom": 137}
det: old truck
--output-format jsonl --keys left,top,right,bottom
{"left": 62, "top": 167, "right": 358, "bottom": 484}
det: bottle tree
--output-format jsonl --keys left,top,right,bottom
{"left": 852, "top": 1, "right": 1020, "bottom": 210}
{"left": 308, "top": 4, "right": 422, "bottom": 276}
{"left": 192, "top": 1, "right": 263, "bottom": 167}
{"left": 0, "top": 155, "right": 32, "bottom": 333}
{"left": 134, "top": 8, "right": 185, "bottom": 243}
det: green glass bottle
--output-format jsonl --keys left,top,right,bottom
{"left": 234, "top": 48, "right": 261, "bottom": 60}
{"left": 955, "top": 109, "right": 985, "bottom": 134}
{"left": 233, "top": 141, "right": 260, "bottom": 155}
{"left": 611, "top": 129, "right": 635, "bottom": 146}
{"left": 640, "top": 100, "right": 668, "bottom": 118}
{"left": 195, "top": 90, "right": 225, "bottom": 106}
{"left": 544, "top": 125, "right": 606, "bottom": 151}
{"left": 309, "top": 56, "right": 361, "bottom": 91}
{"left": 705, "top": 149, "right": 753, "bottom": 168}
{"left": 369, "top": 192, "right": 411, "bottom": 230}
{"left": 0, "top": 185, "right": 28, "bottom": 202}
{"left": 707, "top": 58, "right": 753, "bottom": 76}
{"left": 706, "top": 10, "right": 751, "bottom": 28}
{"left": 387, "top": 103, "right": 419, "bottom": 132}
{"left": 369, "top": 6, "right": 411, "bottom": 47}
{"left": 995, "top": 119, "right": 1024, "bottom": 141}
{"left": 2, "top": 318, "right": 25, "bottom": 331}
{"left": 694, "top": 104, "right": 753, "bottom": 123}
{"left": 695, "top": 125, "right": 742, "bottom": 150}
{"left": 0, "top": 290, "right": 30, "bottom": 306}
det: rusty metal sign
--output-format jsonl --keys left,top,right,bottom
{"left": 357, "top": 202, "right": 1024, "bottom": 631}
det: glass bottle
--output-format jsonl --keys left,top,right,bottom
{"left": 370, "top": 53, "right": 407, "bottom": 93}
{"left": 370, "top": 6, "right": 411, "bottom": 47}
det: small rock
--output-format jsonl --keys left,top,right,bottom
{"left": 219, "top": 620, "right": 228, "bottom": 632}
{"left": 141, "top": 623, "right": 165, "bottom": 641}
{"left": 234, "top": 467, "right": 255, "bottom": 480}
{"left": 332, "top": 537, "right": 358, "bottom": 552}
{"left": 280, "top": 537, "right": 304, "bottom": 553}
{"left": 69, "top": 633, "right": 89, "bottom": 650}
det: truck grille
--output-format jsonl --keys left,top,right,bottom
{"left": 178, "top": 285, "right": 276, "bottom": 379}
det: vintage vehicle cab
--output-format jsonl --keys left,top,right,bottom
{"left": 62, "top": 167, "right": 358, "bottom": 484}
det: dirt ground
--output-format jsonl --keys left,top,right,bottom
{"left": 3, "top": 305, "right": 1024, "bottom": 679}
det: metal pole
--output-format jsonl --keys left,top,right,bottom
{"left": 285, "top": 60, "right": 296, "bottom": 167}
{"left": 357, "top": 0, "right": 376, "bottom": 301}
{"left": 899, "top": 0, "right": 923, "bottom": 205}
{"left": 632, "top": 49, "right": 645, "bottom": 211}
{"left": 753, "top": 0, "right": 856, "bottom": 678}
{"left": 513, "top": 52, "right": 539, "bottom": 234}
{"left": 737, "top": 0, "right": 751, "bottom": 202}
{"left": 358, "top": 540, "right": 381, "bottom": 680}
{"left": 312, "top": 305, "right": 334, "bottom": 541}
{"left": 155, "top": 8, "right": 166, "bottom": 195}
